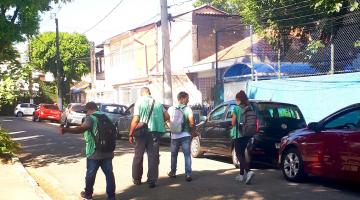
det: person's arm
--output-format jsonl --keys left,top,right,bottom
{"left": 128, "top": 115, "right": 140, "bottom": 144}
{"left": 231, "top": 113, "right": 237, "bottom": 127}
{"left": 163, "top": 110, "right": 170, "bottom": 122}
{"left": 60, "top": 116, "right": 91, "bottom": 135}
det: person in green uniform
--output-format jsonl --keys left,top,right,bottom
{"left": 231, "top": 90, "right": 254, "bottom": 184}
{"left": 128, "top": 87, "right": 170, "bottom": 188}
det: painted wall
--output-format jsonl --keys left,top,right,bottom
{"left": 246, "top": 72, "right": 360, "bottom": 123}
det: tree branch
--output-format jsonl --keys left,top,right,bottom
{"left": 10, "top": 8, "right": 19, "bottom": 23}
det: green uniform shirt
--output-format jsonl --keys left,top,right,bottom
{"left": 134, "top": 96, "right": 166, "bottom": 134}
{"left": 83, "top": 111, "right": 100, "bottom": 157}
{"left": 230, "top": 105, "right": 244, "bottom": 139}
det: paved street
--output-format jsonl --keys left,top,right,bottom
{"left": 1, "top": 116, "right": 359, "bottom": 200}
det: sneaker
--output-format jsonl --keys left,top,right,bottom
{"left": 80, "top": 191, "right": 93, "bottom": 200}
{"left": 185, "top": 175, "right": 192, "bottom": 182}
{"left": 148, "top": 181, "right": 156, "bottom": 188}
{"left": 167, "top": 171, "right": 176, "bottom": 178}
{"left": 245, "top": 171, "right": 254, "bottom": 185}
{"left": 133, "top": 179, "right": 141, "bottom": 185}
{"left": 235, "top": 174, "right": 245, "bottom": 182}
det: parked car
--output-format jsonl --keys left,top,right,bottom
{"left": 97, "top": 103, "right": 127, "bottom": 125}
{"left": 32, "top": 104, "right": 61, "bottom": 122}
{"left": 61, "top": 103, "right": 87, "bottom": 127}
{"left": 279, "top": 103, "right": 360, "bottom": 182}
{"left": 116, "top": 103, "right": 170, "bottom": 140}
{"left": 14, "top": 103, "right": 37, "bottom": 117}
{"left": 191, "top": 100, "right": 306, "bottom": 167}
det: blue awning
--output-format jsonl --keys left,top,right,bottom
{"left": 223, "top": 63, "right": 277, "bottom": 81}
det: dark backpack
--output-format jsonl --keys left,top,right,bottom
{"left": 239, "top": 105, "right": 257, "bottom": 137}
{"left": 91, "top": 113, "right": 116, "bottom": 152}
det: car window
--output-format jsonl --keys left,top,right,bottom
{"left": 20, "top": 103, "right": 28, "bottom": 108}
{"left": 30, "top": 104, "right": 37, "bottom": 108}
{"left": 324, "top": 109, "right": 360, "bottom": 130}
{"left": 256, "top": 104, "right": 302, "bottom": 121}
{"left": 209, "top": 105, "right": 227, "bottom": 121}
{"left": 226, "top": 104, "right": 237, "bottom": 119}
{"left": 72, "top": 105, "right": 86, "bottom": 113}
{"left": 103, "top": 105, "right": 123, "bottom": 114}
{"left": 43, "top": 105, "right": 59, "bottom": 110}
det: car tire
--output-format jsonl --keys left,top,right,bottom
{"left": 281, "top": 148, "right": 307, "bottom": 182}
{"left": 16, "top": 112, "right": 24, "bottom": 117}
{"left": 32, "top": 116, "right": 36, "bottom": 122}
{"left": 191, "top": 136, "right": 203, "bottom": 158}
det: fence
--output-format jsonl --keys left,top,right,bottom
{"left": 214, "top": 10, "right": 360, "bottom": 81}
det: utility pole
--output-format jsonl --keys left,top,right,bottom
{"left": 160, "top": 0, "right": 173, "bottom": 105}
{"left": 28, "top": 42, "right": 34, "bottom": 104}
{"left": 250, "top": 25, "right": 254, "bottom": 81}
{"left": 55, "top": 17, "right": 63, "bottom": 109}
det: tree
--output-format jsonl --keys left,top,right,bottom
{"left": 194, "top": 0, "right": 359, "bottom": 44}
{"left": 0, "top": 0, "right": 70, "bottom": 64}
{"left": 29, "top": 32, "right": 90, "bottom": 103}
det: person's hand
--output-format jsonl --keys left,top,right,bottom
{"left": 129, "top": 135, "right": 134, "bottom": 144}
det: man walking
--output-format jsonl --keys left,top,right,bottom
{"left": 60, "top": 102, "right": 116, "bottom": 200}
{"left": 128, "top": 87, "right": 169, "bottom": 188}
{"left": 167, "top": 91, "right": 195, "bottom": 181}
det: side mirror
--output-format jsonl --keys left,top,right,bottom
{"left": 307, "top": 122, "right": 320, "bottom": 132}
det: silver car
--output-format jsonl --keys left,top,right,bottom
{"left": 61, "top": 103, "right": 86, "bottom": 127}
{"left": 97, "top": 103, "right": 127, "bottom": 125}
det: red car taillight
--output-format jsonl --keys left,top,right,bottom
{"left": 256, "top": 119, "right": 260, "bottom": 133}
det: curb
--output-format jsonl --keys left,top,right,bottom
{"left": 12, "top": 157, "right": 52, "bottom": 200}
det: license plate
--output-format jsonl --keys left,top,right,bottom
{"left": 275, "top": 143, "right": 280, "bottom": 149}
{"left": 48, "top": 116, "right": 54, "bottom": 119}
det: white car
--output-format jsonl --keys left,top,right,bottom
{"left": 61, "top": 103, "right": 87, "bottom": 127}
{"left": 14, "top": 103, "right": 37, "bottom": 117}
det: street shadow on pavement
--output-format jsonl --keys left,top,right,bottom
{"left": 93, "top": 168, "right": 360, "bottom": 200}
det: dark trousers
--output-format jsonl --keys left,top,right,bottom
{"left": 85, "top": 158, "right": 115, "bottom": 199}
{"left": 234, "top": 136, "right": 252, "bottom": 175}
{"left": 132, "top": 132, "right": 161, "bottom": 183}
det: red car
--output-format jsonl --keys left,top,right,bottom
{"left": 279, "top": 103, "right": 360, "bottom": 182}
{"left": 33, "top": 104, "right": 61, "bottom": 123}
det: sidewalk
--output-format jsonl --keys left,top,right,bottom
{"left": 0, "top": 158, "right": 51, "bottom": 200}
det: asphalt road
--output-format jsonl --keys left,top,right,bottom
{"left": 1, "top": 116, "right": 359, "bottom": 200}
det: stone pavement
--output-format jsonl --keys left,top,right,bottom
{"left": 0, "top": 158, "right": 51, "bottom": 200}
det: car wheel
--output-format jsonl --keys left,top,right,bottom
{"left": 16, "top": 112, "right": 24, "bottom": 117}
{"left": 232, "top": 148, "right": 240, "bottom": 168}
{"left": 32, "top": 116, "right": 36, "bottom": 122}
{"left": 191, "top": 136, "right": 203, "bottom": 158}
{"left": 281, "top": 148, "right": 306, "bottom": 182}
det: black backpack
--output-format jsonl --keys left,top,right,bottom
{"left": 91, "top": 113, "right": 116, "bottom": 152}
{"left": 239, "top": 105, "right": 257, "bottom": 137}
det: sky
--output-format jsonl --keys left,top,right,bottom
{"left": 39, "top": 0, "right": 195, "bottom": 45}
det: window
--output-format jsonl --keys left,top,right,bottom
{"left": 20, "top": 103, "right": 28, "bottom": 108}
{"left": 256, "top": 104, "right": 302, "bottom": 121}
{"left": 226, "top": 104, "right": 237, "bottom": 119}
{"left": 209, "top": 105, "right": 227, "bottom": 121}
{"left": 103, "top": 105, "right": 124, "bottom": 114}
{"left": 324, "top": 109, "right": 360, "bottom": 130}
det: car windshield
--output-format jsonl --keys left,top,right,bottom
{"left": 254, "top": 103, "right": 306, "bottom": 131}
{"left": 102, "top": 105, "right": 125, "bottom": 114}
{"left": 72, "top": 105, "right": 86, "bottom": 113}
{"left": 43, "top": 105, "right": 59, "bottom": 110}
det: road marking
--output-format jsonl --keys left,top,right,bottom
{"left": 8, "top": 131, "right": 27, "bottom": 135}
{"left": 13, "top": 135, "right": 42, "bottom": 141}
{"left": 2, "top": 120, "right": 13, "bottom": 122}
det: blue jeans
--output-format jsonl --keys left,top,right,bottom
{"left": 170, "top": 136, "right": 192, "bottom": 176}
{"left": 85, "top": 158, "right": 115, "bottom": 199}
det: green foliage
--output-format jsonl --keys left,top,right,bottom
{"left": 193, "top": 0, "right": 239, "bottom": 14}
{"left": 194, "top": 0, "right": 359, "bottom": 46}
{"left": 38, "top": 81, "right": 57, "bottom": 103}
{"left": 0, "top": 0, "right": 71, "bottom": 64}
{"left": 30, "top": 32, "right": 90, "bottom": 103}
{"left": 0, "top": 128, "right": 20, "bottom": 162}
{"left": 304, "top": 40, "right": 326, "bottom": 59}
{"left": 355, "top": 40, "right": 360, "bottom": 47}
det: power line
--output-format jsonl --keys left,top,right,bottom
{"left": 82, "top": 0, "right": 125, "bottom": 34}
